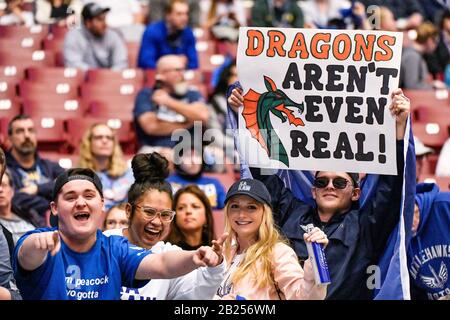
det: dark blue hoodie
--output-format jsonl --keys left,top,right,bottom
{"left": 408, "top": 183, "right": 450, "bottom": 300}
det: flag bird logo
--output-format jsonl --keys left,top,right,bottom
{"left": 242, "top": 75, "right": 305, "bottom": 167}
{"left": 420, "top": 262, "right": 448, "bottom": 289}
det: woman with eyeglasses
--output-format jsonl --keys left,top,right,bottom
{"left": 79, "top": 123, "right": 134, "bottom": 211}
{"left": 228, "top": 83, "right": 412, "bottom": 300}
{"left": 167, "top": 185, "right": 216, "bottom": 250}
{"left": 103, "top": 152, "right": 226, "bottom": 300}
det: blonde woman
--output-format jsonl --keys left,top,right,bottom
{"left": 215, "top": 178, "right": 328, "bottom": 300}
{"left": 79, "top": 123, "right": 134, "bottom": 211}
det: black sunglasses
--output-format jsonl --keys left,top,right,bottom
{"left": 313, "top": 177, "right": 351, "bottom": 189}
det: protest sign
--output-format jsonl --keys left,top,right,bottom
{"left": 237, "top": 27, "right": 403, "bottom": 174}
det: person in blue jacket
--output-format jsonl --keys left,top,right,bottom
{"left": 138, "top": 0, "right": 198, "bottom": 69}
{"left": 6, "top": 115, "right": 64, "bottom": 218}
{"left": 12, "top": 167, "right": 224, "bottom": 300}
{"left": 409, "top": 182, "right": 450, "bottom": 300}
{"left": 228, "top": 84, "right": 411, "bottom": 299}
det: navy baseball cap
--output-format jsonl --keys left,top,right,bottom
{"left": 52, "top": 168, "right": 103, "bottom": 200}
{"left": 225, "top": 179, "right": 272, "bottom": 207}
{"left": 82, "top": 2, "right": 110, "bottom": 21}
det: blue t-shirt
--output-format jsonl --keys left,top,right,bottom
{"left": 167, "top": 174, "right": 226, "bottom": 209}
{"left": 13, "top": 228, "right": 151, "bottom": 300}
{"left": 133, "top": 88, "right": 204, "bottom": 148}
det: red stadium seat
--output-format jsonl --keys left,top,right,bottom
{"left": 0, "top": 38, "right": 42, "bottom": 51}
{"left": 0, "top": 66, "right": 25, "bottom": 88}
{"left": 0, "top": 81, "right": 17, "bottom": 99}
{"left": 48, "top": 25, "right": 69, "bottom": 39}
{"left": 87, "top": 101, "right": 133, "bottom": 121}
{"left": 415, "top": 106, "right": 450, "bottom": 126}
{"left": 412, "top": 122, "right": 449, "bottom": 150}
{"left": 213, "top": 209, "right": 225, "bottom": 235}
{"left": 42, "top": 37, "right": 65, "bottom": 66}
{"left": 23, "top": 98, "right": 87, "bottom": 120}
{"left": 19, "top": 80, "right": 79, "bottom": 100}
{"left": 85, "top": 68, "right": 144, "bottom": 86}
{"left": 403, "top": 90, "right": 450, "bottom": 116}
{"left": 0, "top": 99, "right": 21, "bottom": 119}
{"left": 26, "top": 67, "right": 85, "bottom": 86}
{"left": 80, "top": 83, "right": 138, "bottom": 105}
{"left": 39, "top": 151, "right": 79, "bottom": 169}
{"left": 418, "top": 175, "right": 450, "bottom": 191}
{"left": 144, "top": 69, "right": 156, "bottom": 87}
{"left": 126, "top": 42, "right": 140, "bottom": 68}
{"left": 30, "top": 117, "right": 68, "bottom": 152}
{"left": 198, "top": 52, "right": 225, "bottom": 72}
{"left": 0, "top": 50, "right": 55, "bottom": 68}
{"left": 0, "top": 25, "right": 49, "bottom": 44}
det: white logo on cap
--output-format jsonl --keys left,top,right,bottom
{"left": 238, "top": 181, "right": 251, "bottom": 191}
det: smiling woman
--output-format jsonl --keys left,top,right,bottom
{"left": 102, "top": 152, "right": 226, "bottom": 300}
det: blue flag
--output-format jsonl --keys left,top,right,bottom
{"left": 227, "top": 81, "right": 416, "bottom": 299}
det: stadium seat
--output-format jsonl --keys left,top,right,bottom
{"left": 39, "top": 151, "right": 78, "bottom": 169}
{"left": 30, "top": 117, "right": 68, "bottom": 152}
{"left": 144, "top": 69, "right": 156, "bottom": 87}
{"left": 80, "top": 83, "right": 138, "bottom": 105}
{"left": 419, "top": 175, "right": 450, "bottom": 191}
{"left": 48, "top": 25, "right": 69, "bottom": 39}
{"left": 0, "top": 38, "right": 42, "bottom": 51}
{"left": 412, "top": 122, "right": 449, "bottom": 150}
{"left": 198, "top": 52, "right": 225, "bottom": 72}
{"left": 126, "top": 42, "right": 140, "bottom": 68}
{"left": 415, "top": 106, "right": 450, "bottom": 126}
{"left": 42, "top": 37, "right": 65, "bottom": 66}
{"left": 0, "top": 25, "right": 49, "bottom": 44}
{"left": 87, "top": 101, "right": 134, "bottom": 121}
{"left": 0, "top": 99, "right": 21, "bottom": 119}
{"left": 213, "top": 209, "right": 225, "bottom": 236}
{"left": 85, "top": 68, "right": 145, "bottom": 86}
{"left": 22, "top": 98, "right": 87, "bottom": 120}
{"left": 0, "top": 81, "right": 17, "bottom": 99}
{"left": 403, "top": 89, "right": 450, "bottom": 119}
{"left": 26, "top": 67, "right": 85, "bottom": 86}
{"left": 19, "top": 80, "right": 79, "bottom": 100}
{"left": 0, "top": 50, "right": 55, "bottom": 68}
{"left": 0, "top": 65, "right": 25, "bottom": 86}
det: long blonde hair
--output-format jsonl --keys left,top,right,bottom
{"left": 223, "top": 201, "right": 288, "bottom": 289}
{"left": 78, "top": 123, "right": 127, "bottom": 178}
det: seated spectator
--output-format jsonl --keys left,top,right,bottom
{"left": 0, "top": 0, "right": 34, "bottom": 26}
{"left": 35, "top": 0, "right": 83, "bottom": 25}
{"left": 134, "top": 54, "right": 209, "bottom": 162}
{"left": 409, "top": 182, "right": 450, "bottom": 300}
{"left": 103, "top": 202, "right": 128, "bottom": 231}
{"left": 300, "top": 0, "right": 368, "bottom": 29}
{"left": 203, "top": 0, "right": 246, "bottom": 42}
{"left": 78, "top": 123, "right": 134, "bottom": 211}
{"left": 81, "top": 0, "right": 145, "bottom": 42}
{"left": 0, "top": 169, "right": 42, "bottom": 244}
{"left": 5, "top": 115, "right": 65, "bottom": 218}
{"left": 138, "top": 0, "right": 198, "bottom": 69}
{"left": 425, "top": 10, "right": 450, "bottom": 80}
{"left": 207, "top": 60, "right": 237, "bottom": 163}
{"left": 63, "top": 2, "right": 128, "bottom": 70}
{"left": 168, "top": 147, "right": 226, "bottom": 210}
{"left": 251, "top": 0, "right": 304, "bottom": 28}
{"left": 148, "top": 0, "right": 200, "bottom": 28}
{"left": 436, "top": 138, "right": 450, "bottom": 177}
{"left": 168, "top": 185, "right": 216, "bottom": 250}
{"left": 359, "top": 0, "right": 424, "bottom": 30}
{"left": 400, "top": 22, "right": 446, "bottom": 89}
{"left": 0, "top": 147, "right": 21, "bottom": 300}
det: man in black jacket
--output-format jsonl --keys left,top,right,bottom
{"left": 6, "top": 115, "right": 64, "bottom": 218}
{"left": 228, "top": 84, "right": 411, "bottom": 299}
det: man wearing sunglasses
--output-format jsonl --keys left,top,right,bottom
{"left": 228, "top": 85, "right": 411, "bottom": 299}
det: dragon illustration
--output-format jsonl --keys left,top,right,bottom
{"left": 242, "top": 75, "right": 305, "bottom": 167}
{"left": 421, "top": 262, "right": 448, "bottom": 289}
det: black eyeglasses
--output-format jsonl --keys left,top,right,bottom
{"left": 313, "top": 177, "right": 351, "bottom": 189}
{"left": 135, "top": 205, "right": 176, "bottom": 222}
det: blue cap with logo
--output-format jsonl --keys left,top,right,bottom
{"left": 225, "top": 178, "right": 272, "bottom": 207}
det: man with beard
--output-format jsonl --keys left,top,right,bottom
{"left": 5, "top": 115, "right": 64, "bottom": 218}
{"left": 133, "top": 55, "right": 209, "bottom": 163}
{"left": 138, "top": 0, "right": 198, "bottom": 69}
{"left": 63, "top": 2, "right": 128, "bottom": 70}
